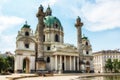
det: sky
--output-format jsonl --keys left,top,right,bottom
{"left": 0, "top": 0, "right": 120, "bottom": 53}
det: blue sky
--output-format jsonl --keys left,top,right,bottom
{"left": 0, "top": 0, "right": 120, "bottom": 53}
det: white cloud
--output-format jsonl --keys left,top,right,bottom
{"left": 0, "top": 0, "right": 25, "bottom": 53}
{"left": 0, "top": 0, "right": 9, "bottom": 3}
{"left": 0, "top": 15, "right": 25, "bottom": 53}
{"left": 0, "top": 34, "right": 16, "bottom": 53}
{"left": 41, "top": 0, "right": 57, "bottom": 7}
{"left": 0, "top": 15, "right": 24, "bottom": 33}
{"left": 41, "top": 0, "right": 120, "bottom": 32}
{"left": 0, "top": 15, "right": 24, "bottom": 53}
{"left": 80, "top": 0, "right": 120, "bottom": 31}
{"left": 0, "top": 0, "right": 120, "bottom": 53}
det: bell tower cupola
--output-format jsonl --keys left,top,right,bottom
{"left": 19, "top": 21, "right": 33, "bottom": 37}
{"left": 45, "top": 5, "right": 52, "bottom": 16}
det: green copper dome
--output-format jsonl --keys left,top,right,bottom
{"left": 82, "top": 34, "right": 88, "bottom": 40}
{"left": 82, "top": 36, "right": 88, "bottom": 40}
{"left": 43, "top": 16, "right": 63, "bottom": 31}
{"left": 22, "top": 21, "right": 30, "bottom": 28}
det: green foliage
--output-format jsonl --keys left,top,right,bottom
{"left": 113, "top": 59, "right": 119, "bottom": 72}
{"left": 0, "top": 56, "right": 5, "bottom": 73}
{"left": 105, "top": 58, "right": 120, "bottom": 73}
{"left": 0, "top": 56, "right": 14, "bottom": 73}
{"left": 118, "top": 61, "right": 120, "bottom": 70}
{"left": 6, "top": 56, "right": 14, "bottom": 71}
{"left": 105, "top": 58, "right": 113, "bottom": 72}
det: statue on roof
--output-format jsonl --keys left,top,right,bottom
{"left": 75, "top": 16, "right": 83, "bottom": 27}
{"left": 36, "top": 5, "right": 45, "bottom": 18}
{"left": 45, "top": 5, "right": 52, "bottom": 16}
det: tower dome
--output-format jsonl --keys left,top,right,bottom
{"left": 44, "top": 16, "right": 63, "bottom": 31}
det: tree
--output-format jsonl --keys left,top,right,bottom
{"left": 104, "top": 64, "right": 108, "bottom": 72}
{"left": 118, "top": 61, "right": 120, "bottom": 72}
{"left": 105, "top": 58, "right": 113, "bottom": 72}
{"left": 113, "top": 59, "right": 119, "bottom": 72}
{"left": 6, "top": 56, "right": 14, "bottom": 73}
{"left": 0, "top": 56, "right": 14, "bottom": 73}
{"left": 3, "top": 58, "right": 9, "bottom": 72}
{"left": 0, "top": 56, "right": 4, "bottom": 73}
{"left": 0, "top": 56, "right": 9, "bottom": 73}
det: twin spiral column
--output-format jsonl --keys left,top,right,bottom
{"left": 75, "top": 16, "right": 83, "bottom": 71}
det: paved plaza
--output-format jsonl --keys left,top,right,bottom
{"left": 0, "top": 74, "right": 78, "bottom": 80}
{"left": 17, "top": 76, "right": 78, "bottom": 80}
{"left": 1, "top": 73, "right": 120, "bottom": 80}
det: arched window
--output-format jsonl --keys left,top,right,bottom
{"left": 47, "top": 57, "right": 50, "bottom": 63}
{"left": 54, "top": 24, "right": 58, "bottom": 28}
{"left": 25, "top": 31, "right": 29, "bottom": 36}
{"left": 55, "top": 34, "right": 59, "bottom": 42}
{"left": 86, "top": 42, "right": 88, "bottom": 46}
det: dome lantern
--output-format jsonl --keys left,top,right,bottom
{"left": 22, "top": 21, "right": 30, "bottom": 28}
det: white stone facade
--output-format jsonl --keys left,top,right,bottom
{"left": 93, "top": 50, "right": 120, "bottom": 73}
{"left": 14, "top": 6, "right": 93, "bottom": 73}
{"left": 15, "top": 27, "right": 93, "bottom": 73}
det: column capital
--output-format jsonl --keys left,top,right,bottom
{"left": 75, "top": 16, "right": 83, "bottom": 27}
{"left": 36, "top": 5, "right": 45, "bottom": 18}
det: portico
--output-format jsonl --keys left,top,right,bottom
{"left": 53, "top": 52, "right": 78, "bottom": 72}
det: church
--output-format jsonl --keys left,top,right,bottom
{"left": 14, "top": 5, "right": 93, "bottom": 73}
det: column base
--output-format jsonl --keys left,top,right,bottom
{"left": 58, "top": 70, "right": 62, "bottom": 74}
{"left": 36, "top": 58, "right": 46, "bottom": 70}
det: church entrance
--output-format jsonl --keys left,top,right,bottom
{"left": 86, "top": 67, "right": 90, "bottom": 73}
{"left": 86, "top": 61, "right": 90, "bottom": 73}
{"left": 23, "top": 58, "right": 30, "bottom": 73}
